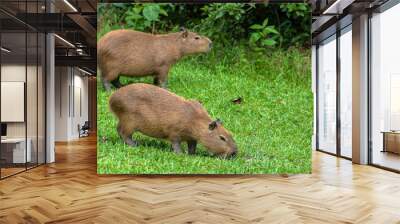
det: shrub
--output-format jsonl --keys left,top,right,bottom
{"left": 98, "top": 3, "right": 311, "bottom": 49}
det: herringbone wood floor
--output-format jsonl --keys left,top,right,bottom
{"left": 1, "top": 135, "right": 400, "bottom": 224}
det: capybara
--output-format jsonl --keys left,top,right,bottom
{"left": 98, "top": 28, "right": 212, "bottom": 91}
{"left": 109, "top": 83, "right": 238, "bottom": 158}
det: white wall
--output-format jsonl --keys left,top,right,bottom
{"left": 1, "top": 65, "right": 25, "bottom": 81}
{"left": 55, "top": 66, "right": 69, "bottom": 141}
{"left": 72, "top": 73, "right": 89, "bottom": 138}
{"left": 54, "top": 67, "right": 89, "bottom": 141}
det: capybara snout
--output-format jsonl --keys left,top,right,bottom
{"left": 109, "top": 84, "right": 238, "bottom": 158}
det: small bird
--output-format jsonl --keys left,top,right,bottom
{"left": 231, "top": 97, "right": 243, "bottom": 104}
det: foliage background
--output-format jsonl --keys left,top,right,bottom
{"left": 97, "top": 3, "right": 313, "bottom": 174}
{"left": 97, "top": 3, "right": 311, "bottom": 49}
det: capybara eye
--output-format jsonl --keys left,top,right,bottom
{"left": 219, "top": 135, "right": 226, "bottom": 142}
{"left": 195, "top": 36, "right": 200, "bottom": 40}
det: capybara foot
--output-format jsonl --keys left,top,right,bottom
{"left": 124, "top": 138, "right": 138, "bottom": 147}
{"left": 103, "top": 80, "right": 113, "bottom": 92}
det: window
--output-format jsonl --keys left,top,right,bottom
{"left": 0, "top": 1, "right": 46, "bottom": 179}
{"left": 317, "top": 35, "right": 337, "bottom": 154}
{"left": 339, "top": 26, "right": 352, "bottom": 158}
{"left": 370, "top": 3, "right": 400, "bottom": 171}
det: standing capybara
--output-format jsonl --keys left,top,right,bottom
{"left": 98, "top": 28, "right": 212, "bottom": 91}
{"left": 109, "top": 83, "right": 238, "bottom": 158}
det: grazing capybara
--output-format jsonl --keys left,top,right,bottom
{"left": 98, "top": 28, "right": 212, "bottom": 91}
{"left": 109, "top": 83, "right": 238, "bottom": 158}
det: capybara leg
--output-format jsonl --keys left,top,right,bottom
{"left": 156, "top": 66, "right": 169, "bottom": 89}
{"left": 159, "top": 76, "right": 168, "bottom": 89}
{"left": 153, "top": 75, "right": 166, "bottom": 88}
{"left": 103, "top": 70, "right": 119, "bottom": 91}
{"left": 153, "top": 76, "right": 159, "bottom": 85}
{"left": 103, "top": 79, "right": 113, "bottom": 92}
{"left": 187, "top": 140, "right": 197, "bottom": 155}
{"left": 111, "top": 76, "right": 123, "bottom": 89}
{"left": 172, "top": 140, "right": 182, "bottom": 154}
{"left": 117, "top": 123, "right": 137, "bottom": 147}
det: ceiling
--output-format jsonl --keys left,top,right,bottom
{"left": 0, "top": 0, "right": 97, "bottom": 75}
{"left": 311, "top": 0, "right": 391, "bottom": 43}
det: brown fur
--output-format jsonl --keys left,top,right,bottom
{"left": 98, "top": 29, "right": 212, "bottom": 91}
{"left": 109, "top": 83, "right": 238, "bottom": 158}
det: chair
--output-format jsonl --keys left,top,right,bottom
{"left": 78, "top": 121, "right": 90, "bottom": 138}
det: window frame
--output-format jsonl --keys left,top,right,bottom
{"left": 0, "top": 1, "right": 48, "bottom": 180}
{"left": 314, "top": 20, "right": 353, "bottom": 161}
{"left": 367, "top": 1, "right": 400, "bottom": 173}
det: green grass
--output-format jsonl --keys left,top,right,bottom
{"left": 97, "top": 46, "right": 313, "bottom": 174}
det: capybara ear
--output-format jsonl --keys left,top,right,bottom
{"left": 181, "top": 28, "right": 188, "bottom": 38}
{"left": 209, "top": 120, "right": 218, "bottom": 131}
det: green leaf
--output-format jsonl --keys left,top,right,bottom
{"left": 250, "top": 24, "right": 264, "bottom": 30}
{"left": 250, "top": 32, "right": 262, "bottom": 42}
{"left": 159, "top": 8, "right": 168, "bottom": 16}
{"left": 125, "top": 13, "right": 142, "bottom": 21}
{"left": 143, "top": 5, "right": 160, "bottom": 21}
{"left": 262, "top": 39, "right": 277, "bottom": 46}
{"left": 133, "top": 7, "right": 142, "bottom": 14}
{"left": 216, "top": 11, "right": 224, "bottom": 19}
{"left": 143, "top": 20, "right": 151, "bottom": 28}
{"left": 254, "top": 47, "right": 264, "bottom": 51}
{"left": 263, "top": 26, "right": 279, "bottom": 35}
{"left": 262, "top": 18, "right": 269, "bottom": 27}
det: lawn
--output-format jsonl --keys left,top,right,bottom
{"left": 97, "top": 46, "right": 313, "bottom": 174}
